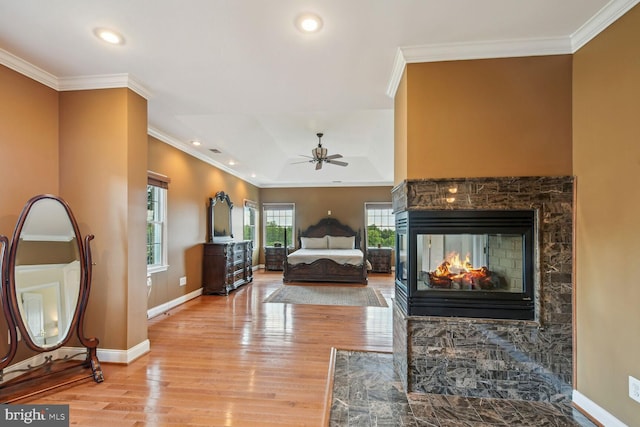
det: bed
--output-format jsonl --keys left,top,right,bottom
{"left": 283, "top": 217, "right": 368, "bottom": 285}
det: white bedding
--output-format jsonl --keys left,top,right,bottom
{"left": 287, "top": 248, "right": 365, "bottom": 266}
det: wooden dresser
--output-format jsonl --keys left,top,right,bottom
{"left": 202, "top": 240, "right": 253, "bottom": 295}
{"left": 367, "top": 247, "right": 392, "bottom": 273}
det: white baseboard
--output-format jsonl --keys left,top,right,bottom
{"left": 147, "top": 287, "right": 203, "bottom": 319}
{"left": 573, "top": 390, "right": 628, "bottom": 427}
{"left": 96, "top": 339, "right": 150, "bottom": 364}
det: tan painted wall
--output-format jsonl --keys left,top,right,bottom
{"left": 259, "top": 186, "right": 392, "bottom": 262}
{"left": 404, "top": 56, "right": 573, "bottom": 179}
{"left": 125, "top": 90, "right": 150, "bottom": 349}
{"left": 394, "top": 69, "right": 408, "bottom": 185}
{"left": 146, "top": 137, "right": 260, "bottom": 310}
{"left": 0, "top": 65, "right": 59, "bottom": 234}
{"left": 59, "top": 88, "right": 148, "bottom": 351}
{"left": 573, "top": 4, "right": 640, "bottom": 424}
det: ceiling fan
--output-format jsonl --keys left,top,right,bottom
{"left": 293, "top": 133, "right": 348, "bottom": 170}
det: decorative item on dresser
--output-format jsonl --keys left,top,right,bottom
{"left": 367, "top": 247, "right": 392, "bottom": 273}
{"left": 202, "top": 191, "right": 253, "bottom": 295}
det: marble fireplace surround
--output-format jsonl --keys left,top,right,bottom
{"left": 392, "top": 176, "right": 574, "bottom": 402}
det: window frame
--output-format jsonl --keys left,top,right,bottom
{"left": 243, "top": 199, "right": 258, "bottom": 246}
{"left": 262, "top": 203, "right": 295, "bottom": 248}
{"left": 147, "top": 172, "right": 169, "bottom": 274}
{"left": 364, "top": 202, "right": 395, "bottom": 249}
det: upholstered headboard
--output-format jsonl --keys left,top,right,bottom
{"left": 297, "top": 217, "right": 361, "bottom": 249}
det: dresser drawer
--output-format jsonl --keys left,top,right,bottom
{"left": 233, "top": 250, "right": 245, "bottom": 262}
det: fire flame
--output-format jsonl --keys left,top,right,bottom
{"left": 428, "top": 251, "right": 499, "bottom": 290}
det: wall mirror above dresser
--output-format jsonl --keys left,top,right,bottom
{"left": 207, "top": 191, "right": 233, "bottom": 243}
{"left": 0, "top": 194, "right": 103, "bottom": 403}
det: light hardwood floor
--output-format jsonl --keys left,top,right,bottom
{"left": 30, "top": 271, "right": 395, "bottom": 426}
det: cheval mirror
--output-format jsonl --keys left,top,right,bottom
{"left": 0, "top": 194, "right": 103, "bottom": 402}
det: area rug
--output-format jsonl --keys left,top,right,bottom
{"left": 263, "top": 285, "right": 388, "bottom": 308}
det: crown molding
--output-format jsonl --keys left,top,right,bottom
{"left": 386, "top": 49, "right": 409, "bottom": 99}
{"left": 58, "top": 73, "right": 152, "bottom": 99}
{"left": 386, "top": 36, "right": 571, "bottom": 98}
{"left": 0, "top": 47, "right": 58, "bottom": 89}
{"left": 386, "top": 0, "right": 640, "bottom": 98}
{"left": 0, "top": 48, "right": 152, "bottom": 99}
{"left": 571, "top": 0, "right": 640, "bottom": 52}
{"left": 258, "top": 180, "right": 394, "bottom": 189}
{"left": 147, "top": 126, "right": 260, "bottom": 187}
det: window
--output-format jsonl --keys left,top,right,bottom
{"left": 243, "top": 200, "right": 258, "bottom": 246}
{"left": 263, "top": 203, "right": 294, "bottom": 248}
{"left": 365, "top": 202, "right": 395, "bottom": 248}
{"left": 147, "top": 171, "right": 169, "bottom": 273}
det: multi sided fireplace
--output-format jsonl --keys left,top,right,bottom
{"left": 395, "top": 209, "right": 535, "bottom": 320}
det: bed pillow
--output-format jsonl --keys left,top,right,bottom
{"left": 300, "top": 236, "right": 328, "bottom": 249}
{"left": 328, "top": 235, "right": 355, "bottom": 249}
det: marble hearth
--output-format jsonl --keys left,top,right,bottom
{"left": 392, "top": 176, "right": 574, "bottom": 402}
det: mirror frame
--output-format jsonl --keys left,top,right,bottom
{"left": 0, "top": 235, "right": 17, "bottom": 372}
{"left": 207, "top": 191, "right": 233, "bottom": 242}
{"left": 0, "top": 194, "right": 103, "bottom": 402}
{"left": 8, "top": 196, "right": 83, "bottom": 351}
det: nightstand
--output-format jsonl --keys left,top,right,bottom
{"left": 367, "top": 247, "right": 392, "bottom": 273}
{"left": 264, "top": 246, "right": 291, "bottom": 271}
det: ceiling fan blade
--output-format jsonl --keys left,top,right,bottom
{"left": 315, "top": 161, "right": 323, "bottom": 170}
{"left": 291, "top": 159, "right": 313, "bottom": 164}
{"left": 325, "top": 154, "right": 343, "bottom": 160}
{"left": 326, "top": 159, "right": 348, "bottom": 167}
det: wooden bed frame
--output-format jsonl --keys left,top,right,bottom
{"left": 283, "top": 218, "right": 368, "bottom": 285}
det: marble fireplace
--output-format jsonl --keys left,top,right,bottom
{"left": 392, "top": 176, "right": 574, "bottom": 402}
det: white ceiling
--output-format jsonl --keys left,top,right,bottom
{"left": 0, "top": 0, "right": 634, "bottom": 187}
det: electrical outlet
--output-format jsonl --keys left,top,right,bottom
{"left": 179, "top": 276, "right": 187, "bottom": 287}
{"left": 630, "top": 376, "right": 640, "bottom": 403}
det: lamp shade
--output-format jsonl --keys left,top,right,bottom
{"left": 313, "top": 147, "right": 327, "bottom": 159}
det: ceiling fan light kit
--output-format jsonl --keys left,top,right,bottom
{"left": 294, "top": 132, "right": 348, "bottom": 170}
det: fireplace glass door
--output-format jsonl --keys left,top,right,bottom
{"left": 417, "top": 233, "right": 524, "bottom": 293}
{"left": 395, "top": 210, "right": 535, "bottom": 320}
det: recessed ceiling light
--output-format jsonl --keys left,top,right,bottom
{"left": 295, "top": 13, "right": 323, "bottom": 33}
{"left": 191, "top": 140, "right": 201, "bottom": 147}
{"left": 94, "top": 28, "right": 125, "bottom": 45}
{"left": 228, "top": 160, "right": 236, "bottom": 166}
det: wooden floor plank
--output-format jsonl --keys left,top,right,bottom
{"left": 20, "top": 271, "right": 395, "bottom": 426}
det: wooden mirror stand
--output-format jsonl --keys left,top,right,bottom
{"left": 0, "top": 194, "right": 103, "bottom": 403}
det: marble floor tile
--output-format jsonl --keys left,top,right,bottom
{"left": 329, "top": 350, "right": 596, "bottom": 427}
